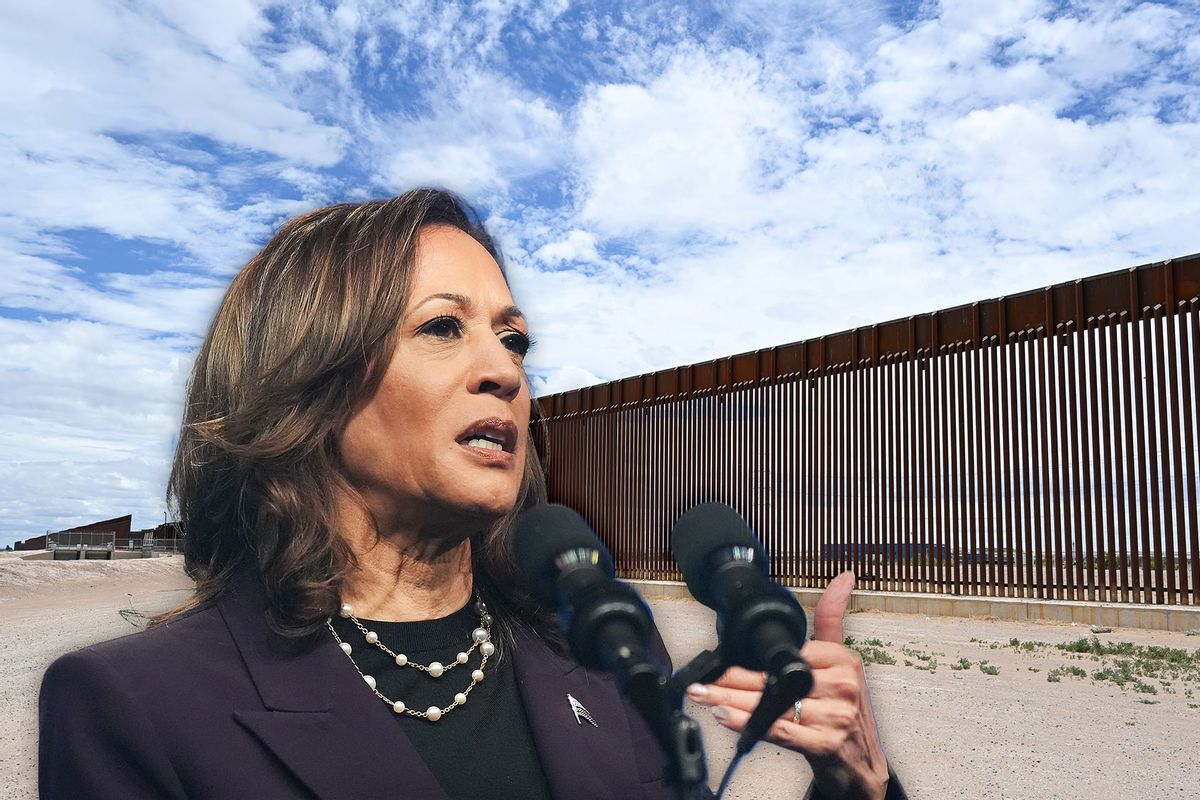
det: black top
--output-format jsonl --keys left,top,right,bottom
{"left": 329, "top": 602, "right": 553, "bottom": 800}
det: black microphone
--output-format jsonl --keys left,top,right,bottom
{"left": 671, "top": 502, "right": 810, "bottom": 673}
{"left": 514, "top": 503, "right": 664, "bottom": 692}
{"left": 516, "top": 504, "right": 709, "bottom": 797}
{"left": 670, "top": 502, "right": 813, "bottom": 758}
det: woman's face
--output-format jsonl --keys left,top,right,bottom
{"left": 338, "top": 225, "right": 533, "bottom": 534}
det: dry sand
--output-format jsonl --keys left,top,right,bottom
{"left": 2, "top": 557, "right": 1197, "bottom": 799}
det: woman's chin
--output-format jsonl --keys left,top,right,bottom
{"left": 443, "top": 491, "right": 521, "bottom": 527}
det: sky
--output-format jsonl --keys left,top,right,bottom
{"left": 1, "top": 0, "right": 1198, "bottom": 547}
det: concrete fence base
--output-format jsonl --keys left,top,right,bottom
{"left": 629, "top": 579, "right": 1200, "bottom": 633}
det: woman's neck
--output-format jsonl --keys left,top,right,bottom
{"left": 335, "top": 499, "right": 476, "bottom": 622}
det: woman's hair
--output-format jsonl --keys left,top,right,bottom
{"left": 164, "top": 188, "right": 549, "bottom": 643}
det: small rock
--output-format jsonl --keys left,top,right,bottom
{"left": 1090, "top": 624, "right": 1114, "bottom": 633}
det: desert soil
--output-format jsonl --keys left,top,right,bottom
{"left": 2, "top": 557, "right": 1197, "bottom": 799}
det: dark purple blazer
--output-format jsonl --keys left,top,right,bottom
{"left": 39, "top": 575, "right": 683, "bottom": 799}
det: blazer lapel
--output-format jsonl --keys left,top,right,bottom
{"left": 218, "top": 574, "right": 448, "bottom": 800}
{"left": 512, "top": 627, "right": 642, "bottom": 800}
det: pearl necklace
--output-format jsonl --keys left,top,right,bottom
{"left": 326, "top": 598, "right": 493, "bottom": 723}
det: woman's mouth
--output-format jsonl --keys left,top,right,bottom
{"left": 456, "top": 418, "right": 517, "bottom": 456}
{"left": 463, "top": 436, "right": 505, "bottom": 452}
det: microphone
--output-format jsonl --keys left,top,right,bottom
{"left": 514, "top": 503, "right": 663, "bottom": 691}
{"left": 670, "top": 502, "right": 813, "bottom": 758}
{"left": 515, "top": 503, "right": 709, "bottom": 797}
{"left": 671, "top": 502, "right": 810, "bottom": 674}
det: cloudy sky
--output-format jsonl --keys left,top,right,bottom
{"left": 1, "top": 0, "right": 1198, "bottom": 547}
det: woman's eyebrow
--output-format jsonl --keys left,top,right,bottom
{"left": 410, "top": 292, "right": 525, "bottom": 323}
{"left": 411, "top": 291, "right": 471, "bottom": 311}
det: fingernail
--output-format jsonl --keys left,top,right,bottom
{"left": 710, "top": 706, "right": 728, "bottom": 722}
{"left": 685, "top": 683, "right": 707, "bottom": 698}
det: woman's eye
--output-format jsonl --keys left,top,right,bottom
{"left": 420, "top": 316, "right": 463, "bottom": 339}
{"left": 501, "top": 331, "right": 533, "bottom": 358}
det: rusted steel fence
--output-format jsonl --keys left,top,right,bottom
{"left": 534, "top": 255, "right": 1200, "bottom": 605}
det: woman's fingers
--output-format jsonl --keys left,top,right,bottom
{"left": 688, "top": 678, "right": 840, "bottom": 714}
{"left": 700, "top": 641, "right": 865, "bottom": 684}
{"left": 697, "top": 646, "right": 867, "bottom": 707}
{"left": 685, "top": 681, "right": 762, "bottom": 711}
{"left": 812, "top": 571, "right": 855, "bottom": 643}
{"left": 690, "top": 685, "right": 847, "bottom": 729}
{"left": 696, "top": 690, "right": 844, "bottom": 729}
{"left": 706, "top": 666, "right": 767, "bottom": 690}
{"left": 705, "top": 701, "right": 855, "bottom": 759}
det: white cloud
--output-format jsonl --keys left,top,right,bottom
{"left": 1013, "top": 1, "right": 1184, "bottom": 91}
{"left": 0, "top": 1, "right": 346, "bottom": 167}
{"left": 533, "top": 230, "right": 600, "bottom": 266}
{"left": 147, "top": 0, "right": 272, "bottom": 66}
{"left": 373, "top": 68, "right": 566, "bottom": 197}
{"left": 941, "top": 105, "right": 1200, "bottom": 253}
{"left": 275, "top": 44, "right": 332, "bottom": 75}
{"left": 863, "top": 1, "right": 1068, "bottom": 124}
{"left": 0, "top": 0, "right": 351, "bottom": 293}
{"left": 574, "top": 46, "right": 802, "bottom": 241}
{"left": 0, "top": 316, "right": 190, "bottom": 543}
{"left": 0, "top": 318, "right": 189, "bottom": 439}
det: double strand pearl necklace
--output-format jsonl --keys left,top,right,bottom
{"left": 326, "top": 597, "right": 495, "bottom": 723}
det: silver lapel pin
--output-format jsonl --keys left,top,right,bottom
{"left": 567, "top": 693, "right": 598, "bottom": 727}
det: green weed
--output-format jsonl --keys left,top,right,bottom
{"left": 1047, "top": 665, "right": 1086, "bottom": 683}
{"left": 1058, "top": 637, "right": 1137, "bottom": 657}
{"left": 857, "top": 647, "right": 897, "bottom": 666}
{"left": 1093, "top": 660, "right": 1135, "bottom": 687}
{"left": 1008, "top": 638, "right": 1041, "bottom": 652}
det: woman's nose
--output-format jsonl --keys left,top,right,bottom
{"left": 469, "top": 335, "right": 523, "bottom": 401}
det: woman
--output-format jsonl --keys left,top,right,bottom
{"left": 39, "top": 189, "right": 901, "bottom": 799}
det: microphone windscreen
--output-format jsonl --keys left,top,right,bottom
{"left": 514, "top": 503, "right": 615, "bottom": 605}
{"left": 670, "top": 502, "right": 769, "bottom": 606}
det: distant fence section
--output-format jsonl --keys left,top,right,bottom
{"left": 535, "top": 254, "right": 1200, "bottom": 606}
{"left": 48, "top": 531, "right": 116, "bottom": 560}
{"left": 116, "top": 538, "right": 185, "bottom": 554}
{"left": 45, "top": 531, "right": 183, "bottom": 559}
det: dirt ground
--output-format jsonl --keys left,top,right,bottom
{"left": 0, "top": 557, "right": 197, "bottom": 800}
{"left": 2, "top": 557, "right": 1197, "bottom": 799}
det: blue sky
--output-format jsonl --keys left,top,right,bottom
{"left": 2, "top": 0, "right": 1199, "bottom": 547}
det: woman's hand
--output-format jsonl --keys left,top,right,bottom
{"left": 685, "top": 572, "right": 891, "bottom": 800}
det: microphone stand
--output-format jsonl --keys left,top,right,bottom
{"left": 597, "top": 626, "right": 709, "bottom": 800}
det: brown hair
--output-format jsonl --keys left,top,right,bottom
{"left": 165, "top": 188, "right": 548, "bottom": 642}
